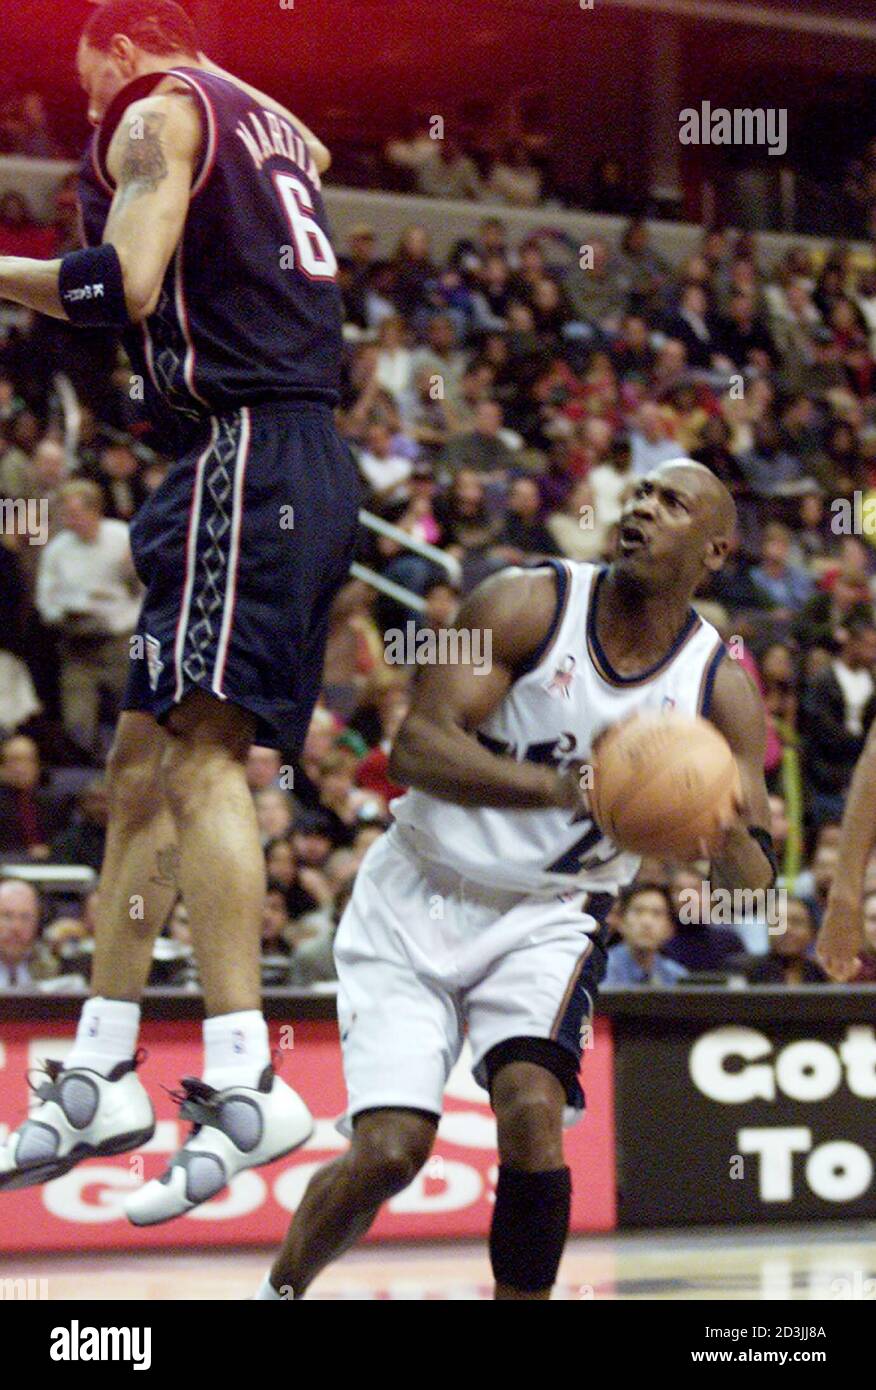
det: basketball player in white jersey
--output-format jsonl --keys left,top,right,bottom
{"left": 256, "top": 460, "right": 777, "bottom": 1301}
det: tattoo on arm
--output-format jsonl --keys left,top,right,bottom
{"left": 150, "top": 844, "right": 180, "bottom": 889}
{"left": 118, "top": 112, "right": 169, "bottom": 198}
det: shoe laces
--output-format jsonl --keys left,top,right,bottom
{"left": 23, "top": 1048, "right": 149, "bottom": 1109}
{"left": 25, "top": 1058, "right": 65, "bottom": 1104}
{"left": 163, "top": 1076, "right": 221, "bottom": 1134}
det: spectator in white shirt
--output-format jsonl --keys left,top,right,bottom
{"left": 833, "top": 628, "right": 876, "bottom": 738}
{"left": 547, "top": 480, "right": 608, "bottom": 563}
{"left": 357, "top": 422, "right": 413, "bottom": 501}
{"left": 487, "top": 143, "right": 543, "bottom": 208}
{"left": 384, "top": 125, "right": 440, "bottom": 181}
{"left": 374, "top": 316, "right": 414, "bottom": 400}
{"left": 36, "top": 479, "right": 141, "bottom": 754}
{"left": 589, "top": 436, "right": 636, "bottom": 533}
{"left": 415, "top": 136, "right": 483, "bottom": 201}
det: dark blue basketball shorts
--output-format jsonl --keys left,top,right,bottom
{"left": 123, "top": 401, "right": 361, "bottom": 753}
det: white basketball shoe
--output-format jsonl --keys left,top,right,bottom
{"left": 0, "top": 1055, "right": 155, "bottom": 1190}
{"left": 124, "top": 1065, "right": 313, "bottom": 1226}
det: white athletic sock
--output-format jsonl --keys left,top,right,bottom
{"left": 66, "top": 997, "right": 141, "bottom": 1077}
{"left": 254, "top": 1273, "right": 286, "bottom": 1301}
{"left": 202, "top": 1010, "right": 270, "bottom": 1091}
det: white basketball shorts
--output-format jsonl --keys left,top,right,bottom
{"left": 334, "top": 824, "right": 611, "bottom": 1133}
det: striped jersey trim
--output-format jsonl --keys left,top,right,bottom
{"left": 212, "top": 407, "right": 251, "bottom": 698}
{"left": 173, "top": 418, "right": 217, "bottom": 701}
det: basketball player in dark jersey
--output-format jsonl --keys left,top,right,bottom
{"left": 0, "top": 0, "right": 361, "bottom": 1224}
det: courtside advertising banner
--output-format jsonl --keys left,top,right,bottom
{"left": 0, "top": 1017, "right": 616, "bottom": 1250}
{"left": 616, "top": 1019, "right": 876, "bottom": 1225}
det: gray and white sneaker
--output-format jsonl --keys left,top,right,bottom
{"left": 0, "top": 1055, "right": 155, "bottom": 1191}
{"left": 124, "top": 1065, "right": 313, "bottom": 1226}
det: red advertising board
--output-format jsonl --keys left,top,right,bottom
{"left": 0, "top": 1017, "right": 615, "bottom": 1250}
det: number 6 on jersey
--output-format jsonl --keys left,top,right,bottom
{"left": 273, "top": 171, "right": 338, "bottom": 281}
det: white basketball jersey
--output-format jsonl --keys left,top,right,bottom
{"left": 392, "top": 561, "right": 726, "bottom": 896}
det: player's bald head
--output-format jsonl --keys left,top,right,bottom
{"left": 652, "top": 459, "right": 736, "bottom": 542}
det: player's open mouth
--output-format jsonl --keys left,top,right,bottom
{"left": 619, "top": 523, "right": 649, "bottom": 553}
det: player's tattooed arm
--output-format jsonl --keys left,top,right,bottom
{"left": 389, "top": 567, "right": 582, "bottom": 811}
{"left": 115, "top": 111, "right": 170, "bottom": 201}
{"left": 705, "top": 656, "right": 774, "bottom": 893}
{"left": 149, "top": 844, "right": 180, "bottom": 890}
{"left": 103, "top": 93, "right": 201, "bottom": 321}
{"left": 0, "top": 99, "right": 186, "bottom": 321}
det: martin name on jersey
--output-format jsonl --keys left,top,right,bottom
{"left": 392, "top": 559, "right": 727, "bottom": 897}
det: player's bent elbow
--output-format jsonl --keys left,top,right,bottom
{"left": 116, "top": 255, "right": 162, "bottom": 323}
{"left": 124, "top": 282, "right": 161, "bottom": 324}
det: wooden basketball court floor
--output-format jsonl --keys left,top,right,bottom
{"left": 5, "top": 1224, "right": 876, "bottom": 1299}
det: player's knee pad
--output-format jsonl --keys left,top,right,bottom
{"left": 489, "top": 1164, "right": 572, "bottom": 1293}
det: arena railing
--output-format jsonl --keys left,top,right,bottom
{"left": 322, "top": 187, "right": 870, "bottom": 269}
{"left": 354, "top": 507, "right": 462, "bottom": 614}
{"left": 349, "top": 562, "right": 427, "bottom": 613}
{"left": 0, "top": 863, "right": 96, "bottom": 893}
{"left": 3, "top": 157, "right": 869, "bottom": 263}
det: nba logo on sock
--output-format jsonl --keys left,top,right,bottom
{"left": 662, "top": 696, "right": 676, "bottom": 710}
{"left": 232, "top": 1030, "right": 246, "bottom": 1054}
{"left": 87, "top": 1020, "right": 99, "bottom": 1037}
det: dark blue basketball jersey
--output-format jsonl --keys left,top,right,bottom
{"left": 77, "top": 67, "right": 342, "bottom": 445}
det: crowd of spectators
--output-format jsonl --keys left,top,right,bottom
{"left": 7, "top": 145, "right": 876, "bottom": 993}
{"left": 5, "top": 80, "right": 876, "bottom": 232}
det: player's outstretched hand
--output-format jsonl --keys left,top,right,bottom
{"left": 816, "top": 890, "right": 863, "bottom": 982}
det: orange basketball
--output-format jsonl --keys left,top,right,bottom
{"left": 589, "top": 712, "right": 742, "bottom": 859}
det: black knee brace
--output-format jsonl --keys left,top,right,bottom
{"left": 489, "top": 1164, "right": 572, "bottom": 1293}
